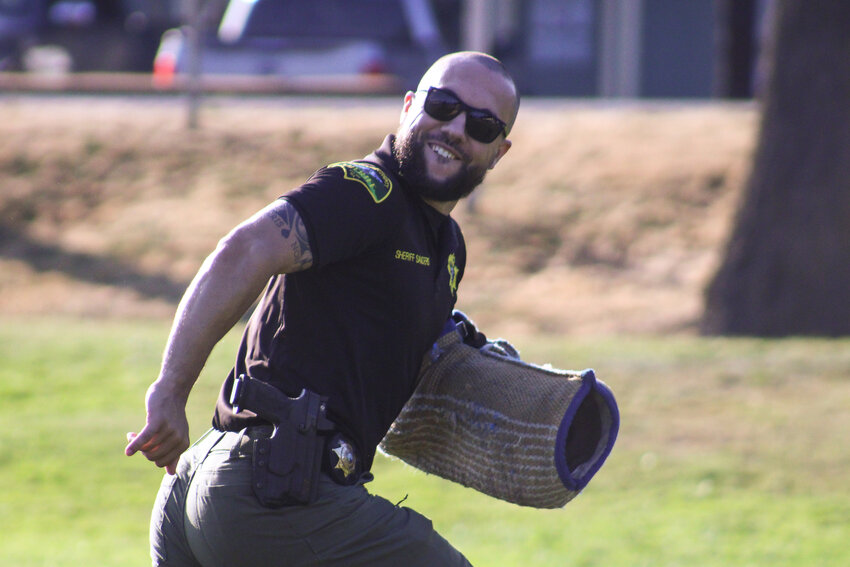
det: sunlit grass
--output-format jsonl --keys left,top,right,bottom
{"left": 1, "top": 318, "right": 848, "bottom": 566}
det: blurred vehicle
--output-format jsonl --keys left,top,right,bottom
{"left": 1, "top": 0, "right": 176, "bottom": 73}
{"left": 0, "top": 0, "right": 46, "bottom": 70}
{"left": 153, "top": 0, "right": 447, "bottom": 91}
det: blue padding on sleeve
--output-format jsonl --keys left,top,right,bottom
{"left": 440, "top": 316, "right": 460, "bottom": 338}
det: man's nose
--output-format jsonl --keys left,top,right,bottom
{"left": 442, "top": 111, "right": 467, "bottom": 139}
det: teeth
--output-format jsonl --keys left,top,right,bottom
{"left": 430, "top": 144, "right": 457, "bottom": 160}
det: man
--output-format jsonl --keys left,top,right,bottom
{"left": 125, "top": 51, "right": 519, "bottom": 566}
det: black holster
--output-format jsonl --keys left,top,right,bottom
{"left": 230, "top": 374, "right": 336, "bottom": 507}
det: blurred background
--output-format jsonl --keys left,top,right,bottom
{"left": 2, "top": 2, "right": 850, "bottom": 566}
{"left": 0, "top": 0, "right": 774, "bottom": 98}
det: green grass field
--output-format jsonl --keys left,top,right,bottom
{"left": 1, "top": 318, "right": 849, "bottom": 566}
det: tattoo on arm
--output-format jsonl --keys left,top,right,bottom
{"left": 267, "top": 204, "right": 313, "bottom": 270}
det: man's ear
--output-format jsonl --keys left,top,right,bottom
{"left": 400, "top": 91, "right": 415, "bottom": 123}
{"left": 489, "top": 139, "right": 512, "bottom": 169}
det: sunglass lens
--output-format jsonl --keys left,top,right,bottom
{"left": 466, "top": 114, "right": 502, "bottom": 143}
{"left": 424, "top": 89, "right": 461, "bottom": 121}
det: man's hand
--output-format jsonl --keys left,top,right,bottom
{"left": 125, "top": 380, "right": 190, "bottom": 475}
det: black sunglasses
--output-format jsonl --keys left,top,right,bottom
{"left": 418, "top": 87, "right": 508, "bottom": 143}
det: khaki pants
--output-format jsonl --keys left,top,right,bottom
{"left": 150, "top": 429, "right": 472, "bottom": 567}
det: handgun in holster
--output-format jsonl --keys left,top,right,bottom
{"left": 229, "top": 374, "right": 336, "bottom": 507}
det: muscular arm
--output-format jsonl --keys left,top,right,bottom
{"left": 125, "top": 199, "right": 311, "bottom": 473}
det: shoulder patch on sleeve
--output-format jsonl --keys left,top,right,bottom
{"left": 329, "top": 161, "right": 393, "bottom": 203}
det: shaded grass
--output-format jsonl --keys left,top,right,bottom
{"left": 1, "top": 318, "right": 848, "bottom": 566}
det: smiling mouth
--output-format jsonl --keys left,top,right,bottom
{"left": 429, "top": 142, "right": 460, "bottom": 161}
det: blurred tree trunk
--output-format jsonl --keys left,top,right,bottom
{"left": 702, "top": 0, "right": 850, "bottom": 336}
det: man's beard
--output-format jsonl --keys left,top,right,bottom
{"left": 393, "top": 130, "right": 487, "bottom": 202}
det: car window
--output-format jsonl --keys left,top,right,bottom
{"left": 244, "top": 0, "right": 411, "bottom": 43}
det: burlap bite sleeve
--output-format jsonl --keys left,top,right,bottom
{"left": 379, "top": 329, "right": 619, "bottom": 509}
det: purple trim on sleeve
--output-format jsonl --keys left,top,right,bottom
{"left": 554, "top": 369, "right": 620, "bottom": 492}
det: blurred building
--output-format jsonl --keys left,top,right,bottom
{"left": 455, "top": 0, "right": 775, "bottom": 98}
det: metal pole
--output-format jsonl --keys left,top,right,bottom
{"left": 598, "top": 0, "right": 643, "bottom": 98}
{"left": 461, "top": 0, "right": 495, "bottom": 53}
{"left": 185, "top": 0, "right": 203, "bottom": 129}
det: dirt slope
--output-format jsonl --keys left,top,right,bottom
{"left": 0, "top": 96, "right": 758, "bottom": 335}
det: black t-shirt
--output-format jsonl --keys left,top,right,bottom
{"left": 212, "top": 135, "right": 466, "bottom": 470}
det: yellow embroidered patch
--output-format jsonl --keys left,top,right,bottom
{"left": 447, "top": 253, "right": 459, "bottom": 296}
{"left": 330, "top": 161, "right": 393, "bottom": 203}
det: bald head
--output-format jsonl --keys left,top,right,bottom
{"left": 417, "top": 51, "right": 520, "bottom": 133}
